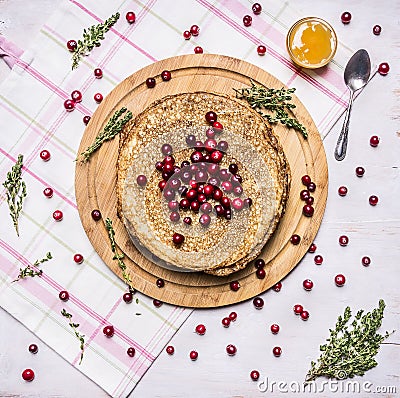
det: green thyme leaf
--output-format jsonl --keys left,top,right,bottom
{"left": 12, "top": 252, "right": 52, "bottom": 283}
{"left": 61, "top": 309, "right": 85, "bottom": 365}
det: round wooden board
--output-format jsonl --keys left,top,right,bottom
{"left": 75, "top": 54, "right": 328, "bottom": 308}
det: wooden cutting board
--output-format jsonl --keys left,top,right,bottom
{"left": 75, "top": 54, "right": 328, "bottom": 308}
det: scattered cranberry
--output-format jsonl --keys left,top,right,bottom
{"left": 335, "top": 274, "right": 346, "bottom": 286}
{"left": 370, "top": 136, "right": 380, "bottom": 147}
{"left": 303, "top": 279, "right": 314, "bottom": 291}
{"left": 306, "top": 196, "right": 314, "bottom": 205}
{"left": 169, "top": 212, "right": 180, "bottom": 222}
{"left": 53, "top": 210, "right": 63, "bottom": 221}
{"left": 73, "top": 254, "right": 84, "bottom": 264}
{"left": 205, "top": 111, "right": 218, "bottom": 124}
{"left": 230, "top": 281, "right": 240, "bottom": 291}
{"left": 213, "top": 121, "right": 223, "bottom": 132}
{"left": 217, "top": 140, "right": 229, "bottom": 152}
{"left": 64, "top": 99, "right": 75, "bottom": 111}
{"left": 71, "top": 90, "right": 82, "bottom": 103}
{"left": 222, "top": 317, "right": 231, "bottom": 327}
{"left": 156, "top": 278, "right": 165, "bottom": 288}
{"left": 59, "top": 290, "right": 69, "bottom": 301}
{"left": 136, "top": 174, "right": 147, "bottom": 187}
{"left": 293, "top": 304, "right": 303, "bottom": 315}
{"left": 356, "top": 166, "right": 365, "bottom": 177}
{"left": 301, "top": 175, "right": 311, "bottom": 186}
{"left": 146, "top": 77, "right": 156, "bottom": 88}
{"left": 257, "top": 45, "right": 267, "bottom": 55}
{"left": 254, "top": 258, "right": 265, "bottom": 269}
{"left": 378, "top": 62, "right": 390, "bottom": 76}
{"left": 43, "top": 187, "right": 53, "bottom": 198}
{"left": 91, "top": 209, "right": 101, "bottom": 221}
{"left": 83, "top": 115, "right": 91, "bottom": 125}
{"left": 40, "top": 150, "right": 51, "bottom": 161}
{"left": 314, "top": 255, "right": 323, "bottom": 265}
{"left": 195, "top": 324, "right": 206, "bottom": 335}
{"left": 226, "top": 344, "right": 237, "bottom": 356}
{"left": 300, "top": 189, "right": 310, "bottom": 201}
{"left": 94, "top": 68, "right": 103, "bottom": 78}
{"left": 308, "top": 243, "right": 317, "bottom": 253}
{"left": 253, "top": 297, "right": 264, "bottom": 309}
{"left": 22, "top": 368, "right": 35, "bottom": 382}
{"left": 273, "top": 346, "right": 282, "bottom": 357}
{"left": 123, "top": 347, "right": 135, "bottom": 359}
{"left": 161, "top": 70, "right": 172, "bottom": 81}
{"left": 94, "top": 93, "right": 103, "bottom": 103}
{"left": 189, "top": 350, "right": 198, "bottom": 360}
{"left": 194, "top": 46, "right": 204, "bottom": 54}
{"left": 369, "top": 195, "right": 379, "bottom": 206}
{"left": 339, "top": 235, "right": 349, "bottom": 246}
{"left": 270, "top": 324, "right": 280, "bottom": 334}
{"left": 123, "top": 292, "right": 133, "bottom": 303}
{"left": 28, "top": 344, "right": 38, "bottom": 354}
{"left": 172, "top": 233, "right": 185, "bottom": 245}
{"left": 229, "top": 312, "right": 237, "bottom": 322}
{"left": 103, "top": 325, "right": 114, "bottom": 337}
{"left": 67, "top": 39, "right": 77, "bottom": 52}
{"left": 338, "top": 186, "right": 348, "bottom": 196}
{"left": 256, "top": 268, "right": 266, "bottom": 279}
{"left": 373, "top": 25, "right": 382, "bottom": 35}
{"left": 243, "top": 15, "right": 252, "bottom": 27}
{"left": 341, "top": 11, "right": 352, "bottom": 24}
{"left": 183, "top": 217, "right": 192, "bottom": 225}
{"left": 362, "top": 256, "right": 371, "bottom": 266}
{"left": 190, "top": 25, "right": 200, "bottom": 36}
{"left": 307, "top": 182, "right": 316, "bottom": 192}
{"left": 166, "top": 345, "right": 174, "bottom": 355}
{"left": 183, "top": 30, "right": 191, "bottom": 40}
{"left": 126, "top": 11, "right": 136, "bottom": 23}
{"left": 153, "top": 299, "right": 163, "bottom": 308}
{"left": 272, "top": 282, "right": 282, "bottom": 292}
{"left": 252, "top": 3, "right": 262, "bottom": 14}
{"left": 303, "top": 205, "right": 314, "bottom": 217}
{"left": 300, "top": 310, "right": 310, "bottom": 321}
{"left": 250, "top": 370, "right": 260, "bottom": 381}
{"left": 290, "top": 234, "right": 301, "bottom": 245}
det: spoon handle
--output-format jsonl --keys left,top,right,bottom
{"left": 334, "top": 91, "right": 354, "bottom": 161}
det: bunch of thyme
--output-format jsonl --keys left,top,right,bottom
{"left": 71, "top": 12, "right": 120, "bottom": 69}
{"left": 306, "top": 299, "right": 393, "bottom": 382}
{"left": 77, "top": 107, "right": 132, "bottom": 163}
{"left": 234, "top": 80, "right": 308, "bottom": 138}
{"left": 12, "top": 252, "right": 52, "bottom": 283}
{"left": 2, "top": 154, "right": 27, "bottom": 236}
{"left": 61, "top": 309, "right": 85, "bottom": 365}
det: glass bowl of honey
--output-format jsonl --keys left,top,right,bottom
{"left": 286, "top": 17, "right": 337, "bottom": 69}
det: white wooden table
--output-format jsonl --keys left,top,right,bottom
{"left": 1, "top": 0, "right": 399, "bottom": 397}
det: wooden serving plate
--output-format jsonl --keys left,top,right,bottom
{"left": 75, "top": 54, "right": 328, "bottom": 308}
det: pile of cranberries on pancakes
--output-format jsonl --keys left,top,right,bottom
{"left": 117, "top": 92, "right": 290, "bottom": 275}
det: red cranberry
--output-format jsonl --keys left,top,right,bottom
{"left": 308, "top": 243, "right": 317, "bottom": 253}
{"left": 356, "top": 166, "right": 365, "bottom": 177}
{"left": 161, "top": 143, "right": 173, "bottom": 156}
{"left": 153, "top": 299, "right": 163, "bottom": 307}
{"left": 362, "top": 256, "right": 371, "bottom": 266}
{"left": 94, "top": 93, "right": 103, "bottom": 103}
{"left": 300, "top": 190, "right": 310, "bottom": 201}
{"left": 163, "top": 188, "right": 175, "bottom": 201}
{"left": 257, "top": 45, "right": 266, "bottom": 55}
{"left": 183, "top": 216, "right": 192, "bottom": 225}
{"left": 250, "top": 370, "right": 260, "bottom": 381}
{"left": 270, "top": 324, "right": 280, "bottom": 334}
{"left": 189, "top": 350, "right": 198, "bottom": 360}
{"left": 127, "top": 347, "right": 136, "bottom": 357}
{"left": 83, "top": 115, "right": 91, "bottom": 125}
{"left": 194, "top": 46, "right": 203, "bottom": 54}
{"left": 213, "top": 188, "right": 223, "bottom": 201}
{"left": 190, "top": 201, "right": 200, "bottom": 212}
{"left": 195, "top": 324, "right": 206, "bottom": 335}
{"left": 158, "top": 180, "right": 167, "bottom": 191}
{"left": 123, "top": 292, "right": 133, "bottom": 303}
{"left": 191, "top": 151, "right": 204, "bottom": 163}
{"left": 335, "top": 274, "right": 346, "bottom": 286}
{"left": 252, "top": 3, "right": 262, "bottom": 14}
{"left": 172, "top": 232, "right": 185, "bottom": 245}
{"left": 205, "top": 111, "right": 218, "bottom": 124}
{"left": 156, "top": 278, "right": 165, "bottom": 288}
{"left": 155, "top": 161, "right": 164, "bottom": 171}
{"left": 301, "top": 175, "right": 312, "bottom": 186}
{"left": 303, "top": 205, "right": 314, "bottom": 217}
{"left": 206, "top": 128, "right": 215, "bottom": 139}
{"left": 170, "top": 212, "right": 180, "bottom": 222}
{"left": 338, "top": 186, "right": 348, "bottom": 196}
{"left": 73, "top": 254, "right": 84, "bottom": 264}
{"left": 210, "top": 150, "right": 223, "bottom": 164}
{"left": 103, "top": 325, "right": 114, "bottom": 337}
{"left": 94, "top": 68, "right": 103, "bottom": 78}
{"left": 71, "top": 90, "right": 82, "bottom": 103}
{"left": 126, "top": 11, "right": 136, "bottom": 23}
{"left": 183, "top": 30, "right": 191, "bottom": 40}
{"left": 306, "top": 196, "right": 314, "bottom": 205}
{"left": 53, "top": 210, "right": 63, "bottom": 221}
{"left": 205, "top": 138, "right": 217, "bottom": 153}
{"left": 245, "top": 198, "right": 253, "bottom": 207}
{"left": 228, "top": 164, "right": 238, "bottom": 175}
{"left": 221, "top": 196, "right": 231, "bottom": 209}
{"left": 300, "top": 310, "right": 310, "bottom": 321}
{"left": 161, "top": 70, "right": 172, "bottom": 81}
{"left": 190, "top": 25, "right": 200, "bottom": 36}
{"left": 199, "top": 214, "right": 211, "bottom": 226}
{"left": 256, "top": 268, "right": 266, "bottom": 279}
{"left": 230, "top": 280, "right": 240, "bottom": 291}
{"left": 272, "top": 282, "right": 282, "bottom": 292}
{"left": 22, "top": 368, "right": 35, "bottom": 382}
{"left": 29, "top": 344, "right": 38, "bottom": 354}
{"left": 43, "top": 187, "right": 53, "bottom": 198}
{"left": 253, "top": 297, "right": 264, "bottom": 309}
{"left": 67, "top": 40, "right": 77, "bottom": 52}
{"left": 214, "top": 204, "right": 225, "bottom": 217}
{"left": 59, "top": 290, "right": 69, "bottom": 301}
{"left": 200, "top": 202, "right": 212, "bottom": 214}
{"left": 166, "top": 345, "right": 174, "bottom": 355}
{"left": 369, "top": 195, "right": 379, "bottom": 206}
{"left": 273, "top": 346, "right": 282, "bottom": 357}
{"left": 370, "top": 135, "right": 380, "bottom": 147}
{"left": 290, "top": 234, "right": 301, "bottom": 245}
{"left": 222, "top": 317, "right": 231, "bottom": 327}
{"left": 203, "top": 184, "right": 214, "bottom": 197}
{"left": 314, "top": 255, "right": 323, "bottom": 265}
{"left": 254, "top": 259, "right": 265, "bottom": 269}
{"left": 91, "top": 209, "right": 101, "bottom": 221}
{"left": 217, "top": 140, "right": 228, "bottom": 152}
{"left": 303, "top": 279, "right": 314, "bottom": 291}
{"left": 40, "top": 149, "right": 51, "bottom": 161}
{"left": 233, "top": 186, "right": 243, "bottom": 196}
{"left": 212, "top": 121, "right": 223, "bottom": 132}
{"left": 339, "top": 235, "right": 349, "bottom": 246}
{"left": 229, "top": 311, "right": 237, "bottom": 321}
{"left": 226, "top": 344, "right": 237, "bottom": 356}
{"left": 136, "top": 174, "right": 147, "bottom": 187}
{"left": 146, "top": 77, "right": 156, "bottom": 88}
{"left": 341, "top": 11, "right": 352, "bottom": 24}
{"left": 64, "top": 99, "right": 75, "bottom": 111}
{"left": 293, "top": 304, "right": 303, "bottom": 315}
{"left": 179, "top": 198, "right": 190, "bottom": 209}
{"left": 225, "top": 209, "right": 232, "bottom": 220}
{"left": 243, "top": 15, "right": 252, "bottom": 27}
{"left": 307, "top": 182, "right": 316, "bottom": 192}
{"left": 373, "top": 25, "right": 382, "bottom": 35}
{"left": 232, "top": 198, "right": 244, "bottom": 211}
{"left": 378, "top": 62, "right": 390, "bottom": 75}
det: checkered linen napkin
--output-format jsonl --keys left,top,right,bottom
{"left": 0, "top": 0, "right": 354, "bottom": 396}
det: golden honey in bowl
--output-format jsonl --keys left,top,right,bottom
{"left": 286, "top": 17, "right": 337, "bottom": 69}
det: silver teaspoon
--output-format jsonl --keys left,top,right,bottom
{"left": 334, "top": 49, "right": 371, "bottom": 161}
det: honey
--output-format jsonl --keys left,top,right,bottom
{"left": 286, "top": 17, "right": 337, "bottom": 69}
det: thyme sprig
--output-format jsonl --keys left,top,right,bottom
{"left": 77, "top": 107, "right": 132, "bottom": 163}
{"left": 306, "top": 300, "right": 393, "bottom": 382}
{"left": 71, "top": 12, "right": 120, "bottom": 69}
{"left": 234, "top": 80, "right": 308, "bottom": 138}
{"left": 12, "top": 252, "right": 52, "bottom": 283}
{"left": 3, "top": 154, "right": 27, "bottom": 236}
{"left": 61, "top": 309, "right": 85, "bottom": 365}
